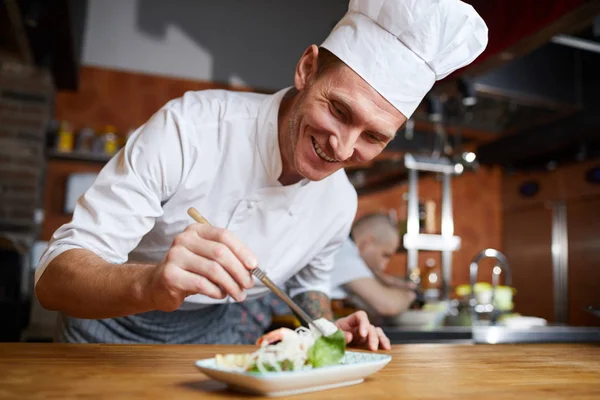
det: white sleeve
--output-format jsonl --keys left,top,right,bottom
{"left": 330, "top": 238, "right": 374, "bottom": 287}
{"left": 329, "top": 238, "right": 375, "bottom": 299}
{"left": 35, "top": 105, "right": 192, "bottom": 285}
{"left": 286, "top": 188, "right": 357, "bottom": 299}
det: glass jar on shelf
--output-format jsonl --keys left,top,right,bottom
{"left": 75, "top": 127, "right": 95, "bottom": 153}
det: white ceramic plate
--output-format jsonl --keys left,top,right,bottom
{"left": 194, "top": 351, "right": 392, "bottom": 397}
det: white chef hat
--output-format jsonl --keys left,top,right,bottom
{"left": 320, "top": 0, "right": 488, "bottom": 118}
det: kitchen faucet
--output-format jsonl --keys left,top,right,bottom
{"left": 469, "top": 248, "right": 512, "bottom": 324}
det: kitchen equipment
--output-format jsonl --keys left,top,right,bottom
{"left": 64, "top": 173, "right": 98, "bottom": 214}
{"left": 468, "top": 248, "right": 512, "bottom": 324}
{"left": 497, "top": 315, "right": 547, "bottom": 329}
{"left": 387, "top": 301, "right": 449, "bottom": 328}
{"left": 21, "top": 241, "right": 57, "bottom": 342}
{"left": 403, "top": 153, "right": 462, "bottom": 301}
{"left": 186, "top": 207, "right": 328, "bottom": 337}
{"left": 387, "top": 310, "right": 444, "bottom": 328}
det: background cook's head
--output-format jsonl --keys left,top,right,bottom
{"left": 278, "top": 0, "right": 488, "bottom": 184}
{"left": 352, "top": 213, "right": 401, "bottom": 273}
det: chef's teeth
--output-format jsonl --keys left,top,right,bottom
{"left": 312, "top": 137, "right": 338, "bottom": 163}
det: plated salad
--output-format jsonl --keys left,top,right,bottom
{"left": 215, "top": 318, "right": 346, "bottom": 373}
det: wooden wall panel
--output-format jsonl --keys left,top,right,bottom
{"left": 55, "top": 66, "right": 260, "bottom": 134}
{"left": 559, "top": 160, "right": 600, "bottom": 201}
{"left": 357, "top": 166, "right": 504, "bottom": 290}
{"left": 502, "top": 169, "right": 562, "bottom": 211}
{"left": 502, "top": 159, "right": 600, "bottom": 326}
{"left": 567, "top": 197, "right": 600, "bottom": 326}
{"left": 504, "top": 205, "right": 555, "bottom": 322}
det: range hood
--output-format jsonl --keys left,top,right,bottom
{"left": 0, "top": 0, "right": 88, "bottom": 90}
{"left": 476, "top": 23, "right": 600, "bottom": 170}
{"left": 349, "top": 0, "right": 600, "bottom": 192}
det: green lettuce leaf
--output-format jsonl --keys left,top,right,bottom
{"left": 307, "top": 330, "right": 346, "bottom": 368}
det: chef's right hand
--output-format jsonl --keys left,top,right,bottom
{"left": 148, "top": 224, "right": 258, "bottom": 311}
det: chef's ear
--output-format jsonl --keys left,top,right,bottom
{"left": 294, "top": 44, "right": 319, "bottom": 91}
{"left": 356, "top": 234, "right": 375, "bottom": 252}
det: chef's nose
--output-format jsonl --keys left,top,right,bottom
{"left": 329, "top": 131, "right": 359, "bottom": 161}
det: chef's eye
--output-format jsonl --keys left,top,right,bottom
{"left": 365, "top": 132, "right": 382, "bottom": 143}
{"left": 330, "top": 102, "right": 347, "bottom": 122}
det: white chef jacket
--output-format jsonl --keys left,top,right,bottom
{"left": 329, "top": 238, "right": 374, "bottom": 300}
{"left": 36, "top": 88, "right": 358, "bottom": 307}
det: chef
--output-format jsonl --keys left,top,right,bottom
{"left": 35, "top": 0, "right": 487, "bottom": 348}
{"left": 330, "top": 214, "right": 417, "bottom": 320}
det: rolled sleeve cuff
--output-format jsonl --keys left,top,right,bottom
{"left": 289, "top": 284, "right": 331, "bottom": 300}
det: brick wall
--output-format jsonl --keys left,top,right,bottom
{"left": 0, "top": 60, "right": 54, "bottom": 242}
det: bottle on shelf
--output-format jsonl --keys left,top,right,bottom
{"left": 55, "top": 121, "right": 74, "bottom": 153}
{"left": 424, "top": 199, "right": 437, "bottom": 234}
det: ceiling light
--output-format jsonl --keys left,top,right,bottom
{"left": 463, "top": 152, "right": 477, "bottom": 163}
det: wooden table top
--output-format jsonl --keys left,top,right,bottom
{"left": 1, "top": 343, "right": 599, "bottom": 399}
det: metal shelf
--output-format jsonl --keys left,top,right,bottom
{"left": 46, "top": 149, "right": 113, "bottom": 163}
{"left": 404, "top": 153, "right": 463, "bottom": 300}
{"left": 404, "top": 153, "right": 462, "bottom": 174}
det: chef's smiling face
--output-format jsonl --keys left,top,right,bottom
{"left": 279, "top": 45, "right": 406, "bottom": 184}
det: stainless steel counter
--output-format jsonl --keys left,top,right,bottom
{"left": 382, "top": 326, "right": 472, "bottom": 344}
{"left": 382, "top": 325, "right": 600, "bottom": 344}
{"left": 472, "top": 325, "right": 600, "bottom": 344}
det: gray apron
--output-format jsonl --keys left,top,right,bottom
{"left": 55, "top": 297, "right": 275, "bottom": 345}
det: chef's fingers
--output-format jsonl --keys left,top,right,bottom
{"left": 337, "top": 311, "right": 371, "bottom": 339}
{"left": 343, "top": 331, "right": 353, "bottom": 344}
{"left": 180, "top": 269, "right": 227, "bottom": 300}
{"left": 350, "top": 310, "right": 371, "bottom": 338}
{"left": 367, "top": 325, "right": 379, "bottom": 351}
{"left": 175, "top": 229, "right": 254, "bottom": 290}
{"left": 171, "top": 244, "right": 246, "bottom": 302}
{"left": 376, "top": 327, "right": 391, "bottom": 350}
{"left": 156, "top": 264, "right": 226, "bottom": 301}
{"left": 186, "top": 224, "right": 258, "bottom": 270}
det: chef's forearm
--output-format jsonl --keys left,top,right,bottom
{"left": 373, "top": 269, "right": 413, "bottom": 289}
{"left": 292, "top": 291, "right": 333, "bottom": 321}
{"left": 35, "top": 249, "right": 155, "bottom": 319}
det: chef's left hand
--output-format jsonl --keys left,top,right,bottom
{"left": 335, "top": 311, "right": 391, "bottom": 351}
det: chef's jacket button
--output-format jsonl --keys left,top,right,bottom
{"left": 288, "top": 210, "right": 293, "bottom": 216}
{"left": 247, "top": 202, "right": 253, "bottom": 209}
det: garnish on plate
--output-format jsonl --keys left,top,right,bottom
{"left": 215, "top": 318, "right": 346, "bottom": 373}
